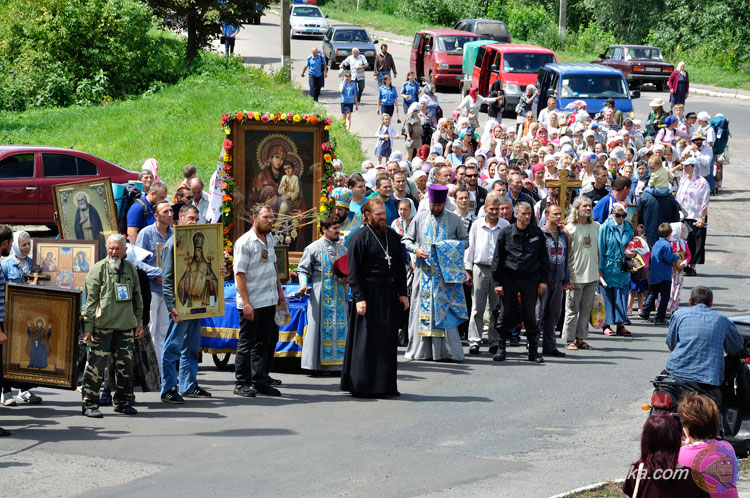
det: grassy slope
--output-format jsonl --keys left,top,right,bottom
{"left": 0, "top": 64, "right": 363, "bottom": 188}
{"left": 321, "top": 2, "right": 750, "bottom": 90}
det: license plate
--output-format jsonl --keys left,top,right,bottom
{"left": 306, "top": 29, "right": 318, "bottom": 33}
{"left": 645, "top": 67, "right": 661, "bottom": 72}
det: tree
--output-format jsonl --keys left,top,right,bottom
{"left": 148, "top": 0, "right": 267, "bottom": 60}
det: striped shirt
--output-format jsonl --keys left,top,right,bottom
{"left": 234, "top": 229, "right": 279, "bottom": 309}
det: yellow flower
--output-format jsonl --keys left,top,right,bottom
{"left": 254, "top": 112, "right": 261, "bottom": 120}
{"left": 280, "top": 113, "right": 287, "bottom": 120}
{"left": 224, "top": 127, "right": 231, "bottom": 135}
{"left": 324, "top": 154, "right": 332, "bottom": 162}
{"left": 324, "top": 125, "right": 331, "bottom": 131}
{"left": 223, "top": 207, "right": 230, "bottom": 213}
{"left": 223, "top": 152, "right": 231, "bottom": 162}
{"left": 293, "top": 114, "right": 301, "bottom": 122}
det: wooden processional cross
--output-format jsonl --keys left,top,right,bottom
{"left": 544, "top": 169, "right": 582, "bottom": 220}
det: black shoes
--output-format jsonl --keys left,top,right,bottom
{"left": 82, "top": 408, "right": 104, "bottom": 418}
{"left": 684, "top": 267, "right": 697, "bottom": 276}
{"left": 161, "top": 389, "right": 185, "bottom": 404}
{"left": 544, "top": 349, "right": 566, "bottom": 358}
{"left": 184, "top": 386, "right": 212, "bottom": 398}
{"left": 638, "top": 312, "right": 651, "bottom": 322}
{"left": 528, "top": 350, "right": 545, "bottom": 363}
{"left": 269, "top": 377, "right": 283, "bottom": 386}
{"left": 233, "top": 385, "right": 257, "bottom": 397}
{"left": 255, "top": 385, "right": 281, "bottom": 396}
{"left": 488, "top": 345, "right": 499, "bottom": 355}
{"left": 654, "top": 318, "right": 668, "bottom": 325}
{"left": 468, "top": 344, "right": 481, "bottom": 355}
{"left": 114, "top": 405, "right": 138, "bottom": 415}
{"left": 492, "top": 349, "right": 507, "bottom": 362}
{"left": 0, "top": 427, "right": 9, "bottom": 436}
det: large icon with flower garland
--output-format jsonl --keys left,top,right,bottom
{"left": 217, "top": 112, "right": 337, "bottom": 262}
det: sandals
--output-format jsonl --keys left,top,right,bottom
{"left": 565, "top": 342, "right": 578, "bottom": 350}
{"left": 602, "top": 327, "right": 616, "bottom": 336}
{"left": 616, "top": 326, "right": 632, "bottom": 337}
{"left": 576, "top": 340, "right": 595, "bottom": 350}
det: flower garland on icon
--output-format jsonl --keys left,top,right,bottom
{"left": 218, "top": 111, "right": 336, "bottom": 267}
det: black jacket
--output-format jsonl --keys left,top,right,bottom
{"left": 507, "top": 191, "right": 537, "bottom": 226}
{"left": 492, "top": 223, "right": 550, "bottom": 287}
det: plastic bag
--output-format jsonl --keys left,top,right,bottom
{"left": 590, "top": 292, "right": 605, "bottom": 329}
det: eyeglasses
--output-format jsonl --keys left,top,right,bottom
{"left": 614, "top": 213, "right": 626, "bottom": 219}
{"left": 465, "top": 174, "right": 478, "bottom": 178}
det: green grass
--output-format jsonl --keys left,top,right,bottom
{"left": 0, "top": 58, "right": 363, "bottom": 189}
{"left": 320, "top": 4, "right": 750, "bottom": 90}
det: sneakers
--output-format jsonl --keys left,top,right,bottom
{"left": 233, "top": 385, "right": 257, "bottom": 398}
{"left": 161, "top": 389, "right": 185, "bottom": 404}
{"left": 184, "top": 386, "right": 212, "bottom": 398}
{"left": 114, "top": 405, "right": 138, "bottom": 415}
{"left": 468, "top": 344, "right": 481, "bottom": 355}
{"left": 255, "top": 385, "right": 281, "bottom": 396}
{"left": 2, "top": 393, "right": 16, "bottom": 407}
{"left": 82, "top": 408, "right": 104, "bottom": 418}
{"left": 16, "top": 391, "right": 42, "bottom": 404}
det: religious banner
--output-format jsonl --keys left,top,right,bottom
{"left": 173, "top": 223, "right": 224, "bottom": 320}
{"left": 34, "top": 239, "right": 98, "bottom": 312}
{"left": 2, "top": 284, "right": 80, "bottom": 390}
{"left": 52, "top": 178, "right": 119, "bottom": 241}
{"left": 215, "top": 111, "right": 337, "bottom": 266}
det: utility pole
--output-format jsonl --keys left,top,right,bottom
{"left": 281, "top": 0, "right": 291, "bottom": 80}
{"left": 558, "top": 0, "right": 567, "bottom": 42}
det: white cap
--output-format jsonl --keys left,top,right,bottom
{"left": 697, "top": 111, "right": 711, "bottom": 122}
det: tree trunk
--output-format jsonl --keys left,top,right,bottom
{"left": 186, "top": 13, "right": 198, "bottom": 60}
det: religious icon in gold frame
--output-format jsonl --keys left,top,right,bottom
{"left": 173, "top": 223, "right": 225, "bottom": 320}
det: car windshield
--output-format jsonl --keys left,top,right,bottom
{"left": 333, "top": 30, "right": 370, "bottom": 42}
{"left": 435, "top": 36, "right": 474, "bottom": 53}
{"left": 475, "top": 22, "right": 508, "bottom": 40}
{"left": 503, "top": 52, "right": 556, "bottom": 73}
{"left": 560, "top": 75, "right": 629, "bottom": 98}
{"left": 623, "top": 47, "right": 663, "bottom": 61}
{"left": 292, "top": 7, "right": 322, "bottom": 17}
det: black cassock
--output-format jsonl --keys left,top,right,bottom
{"left": 340, "top": 226, "right": 408, "bottom": 396}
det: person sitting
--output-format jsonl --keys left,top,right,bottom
{"left": 665, "top": 286, "right": 743, "bottom": 406}
{"left": 678, "top": 393, "right": 740, "bottom": 498}
{"left": 622, "top": 414, "right": 709, "bottom": 497}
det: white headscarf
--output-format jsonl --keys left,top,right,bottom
{"left": 11, "top": 230, "right": 30, "bottom": 259}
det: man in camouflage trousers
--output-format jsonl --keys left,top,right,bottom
{"left": 81, "top": 233, "right": 144, "bottom": 418}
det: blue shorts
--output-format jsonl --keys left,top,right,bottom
{"left": 630, "top": 278, "right": 649, "bottom": 293}
{"left": 341, "top": 102, "right": 354, "bottom": 113}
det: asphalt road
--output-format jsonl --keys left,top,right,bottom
{"left": 1, "top": 13, "right": 749, "bottom": 498}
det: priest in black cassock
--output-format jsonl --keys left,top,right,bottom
{"left": 341, "top": 197, "right": 409, "bottom": 397}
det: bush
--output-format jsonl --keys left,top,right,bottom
{"left": 0, "top": 0, "right": 189, "bottom": 111}
{"left": 567, "top": 21, "right": 616, "bottom": 57}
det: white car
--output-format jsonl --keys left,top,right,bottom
{"left": 289, "top": 5, "right": 329, "bottom": 38}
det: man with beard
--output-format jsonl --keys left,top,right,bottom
{"left": 74, "top": 192, "right": 104, "bottom": 240}
{"left": 367, "top": 174, "right": 398, "bottom": 225}
{"left": 418, "top": 165, "right": 457, "bottom": 213}
{"left": 463, "top": 164, "right": 487, "bottom": 215}
{"left": 297, "top": 214, "right": 349, "bottom": 373}
{"left": 404, "top": 185, "right": 469, "bottom": 362}
{"left": 233, "top": 204, "right": 286, "bottom": 397}
{"left": 160, "top": 205, "right": 213, "bottom": 403}
{"left": 341, "top": 197, "right": 408, "bottom": 396}
{"left": 331, "top": 187, "right": 362, "bottom": 246}
{"left": 0, "top": 225, "right": 13, "bottom": 434}
{"left": 81, "top": 233, "right": 144, "bottom": 417}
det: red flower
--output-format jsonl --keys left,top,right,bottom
{"left": 310, "top": 116, "right": 319, "bottom": 124}
{"left": 234, "top": 112, "right": 244, "bottom": 121}
{"left": 224, "top": 165, "right": 232, "bottom": 172}
{"left": 326, "top": 185, "right": 333, "bottom": 192}
{"left": 223, "top": 139, "right": 233, "bottom": 150}
{"left": 221, "top": 113, "right": 229, "bottom": 125}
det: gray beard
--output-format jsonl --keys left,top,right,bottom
{"left": 107, "top": 256, "right": 122, "bottom": 271}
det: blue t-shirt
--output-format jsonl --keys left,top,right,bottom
{"left": 341, "top": 80, "right": 357, "bottom": 103}
{"left": 401, "top": 80, "right": 421, "bottom": 104}
{"left": 222, "top": 22, "right": 239, "bottom": 37}
{"left": 649, "top": 237, "right": 679, "bottom": 284}
{"left": 378, "top": 85, "right": 398, "bottom": 106}
{"left": 126, "top": 198, "right": 155, "bottom": 230}
{"left": 306, "top": 54, "right": 326, "bottom": 77}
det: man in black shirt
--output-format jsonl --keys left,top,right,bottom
{"left": 582, "top": 165, "right": 611, "bottom": 207}
{"left": 491, "top": 202, "right": 550, "bottom": 363}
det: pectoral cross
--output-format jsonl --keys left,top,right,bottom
{"left": 384, "top": 252, "right": 392, "bottom": 268}
{"left": 545, "top": 169, "right": 582, "bottom": 220}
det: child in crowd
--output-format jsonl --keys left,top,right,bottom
{"left": 646, "top": 155, "right": 674, "bottom": 195}
{"left": 374, "top": 113, "right": 399, "bottom": 165}
{"left": 639, "top": 223, "right": 680, "bottom": 325}
{"left": 626, "top": 227, "right": 650, "bottom": 316}
{"left": 668, "top": 221, "right": 691, "bottom": 313}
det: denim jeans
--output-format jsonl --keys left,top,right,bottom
{"left": 160, "top": 318, "right": 201, "bottom": 396}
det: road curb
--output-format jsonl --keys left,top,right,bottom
{"left": 690, "top": 87, "right": 750, "bottom": 101}
{"left": 548, "top": 479, "right": 624, "bottom": 498}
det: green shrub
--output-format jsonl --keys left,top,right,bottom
{"left": 567, "top": 21, "right": 616, "bottom": 57}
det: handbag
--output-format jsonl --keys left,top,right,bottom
{"left": 220, "top": 35, "right": 226, "bottom": 44}
{"left": 590, "top": 292, "right": 605, "bottom": 329}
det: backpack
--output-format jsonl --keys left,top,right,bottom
{"left": 117, "top": 183, "right": 147, "bottom": 234}
{"left": 710, "top": 115, "right": 730, "bottom": 156}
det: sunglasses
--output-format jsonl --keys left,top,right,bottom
{"left": 614, "top": 213, "right": 626, "bottom": 219}
{"left": 466, "top": 174, "right": 478, "bottom": 178}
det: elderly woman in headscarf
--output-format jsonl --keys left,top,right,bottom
{"left": 404, "top": 102, "right": 423, "bottom": 160}
{"left": 1, "top": 230, "right": 32, "bottom": 284}
{"left": 411, "top": 170, "right": 428, "bottom": 202}
{"left": 598, "top": 202, "right": 635, "bottom": 337}
{"left": 668, "top": 61, "right": 689, "bottom": 108}
{"left": 676, "top": 157, "right": 709, "bottom": 277}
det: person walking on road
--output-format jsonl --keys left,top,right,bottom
{"left": 377, "top": 74, "right": 399, "bottom": 118}
{"left": 222, "top": 21, "right": 239, "bottom": 57}
{"left": 301, "top": 47, "right": 328, "bottom": 102}
{"left": 339, "top": 71, "right": 359, "bottom": 131}
{"left": 374, "top": 43, "right": 397, "bottom": 87}
{"left": 343, "top": 47, "right": 368, "bottom": 101}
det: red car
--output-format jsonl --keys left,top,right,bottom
{"left": 410, "top": 29, "right": 478, "bottom": 89}
{"left": 0, "top": 146, "right": 139, "bottom": 225}
{"left": 591, "top": 45, "right": 673, "bottom": 91}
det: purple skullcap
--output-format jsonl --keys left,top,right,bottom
{"left": 427, "top": 184, "right": 449, "bottom": 205}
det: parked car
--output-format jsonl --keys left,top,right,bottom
{"left": 410, "top": 29, "right": 478, "bottom": 90}
{"left": 453, "top": 19, "right": 511, "bottom": 43}
{"left": 0, "top": 146, "right": 139, "bottom": 225}
{"left": 591, "top": 45, "right": 673, "bottom": 91}
{"left": 322, "top": 25, "right": 377, "bottom": 69}
{"left": 289, "top": 4, "right": 329, "bottom": 38}
{"left": 535, "top": 63, "right": 640, "bottom": 118}
{"left": 464, "top": 43, "right": 558, "bottom": 115}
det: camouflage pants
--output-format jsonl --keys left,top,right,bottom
{"left": 81, "top": 329, "right": 134, "bottom": 410}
